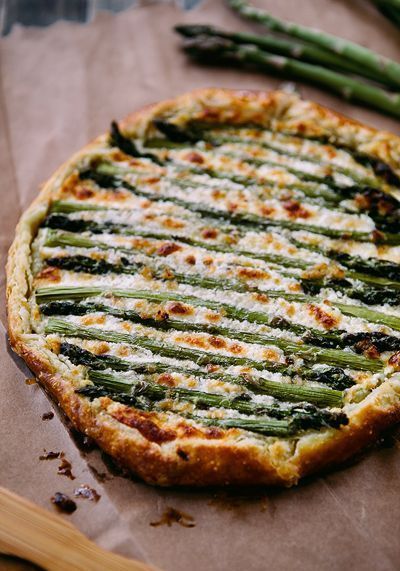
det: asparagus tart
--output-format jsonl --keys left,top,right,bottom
{"left": 7, "top": 89, "right": 400, "bottom": 486}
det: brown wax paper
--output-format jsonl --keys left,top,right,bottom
{"left": 1, "top": 1, "right": 400, "bottom": 570}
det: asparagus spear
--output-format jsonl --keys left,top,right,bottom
{"left": 43, "top": 215, "right": 310, "bottom": 270}
{"left": 45, "top": 213, "right": 400, "bottom": 294}
{"left": 44, "top": 249, "right": 400, "bottom": 306}
{"left": 228, "top": 0, "right": 400, "bottom": 90}
{"left": 60, "top": 341, "right": 354, "bottom": 390}
{"left": 175, "top": 24, "right": 375, "bottom": 79}
{"left": 85, "top": 369, "right": 347, "bottom": 424}
{"left": 185, "top": 415, "right": 296, "bottom": 436}
{"left": 43, "top": 253, "right": 304, "bottom": 297}
{"left": 291, "top": 237, "right": 400, "bottom": 283}
{"left": 44, "top": 317, "right": 292, "bottom": 374}
{"left": 182, "top": 36, "right": 400, "bottom": 120}
{"left": 42, "top": 207, "right": 400, "bottom": 303}
{"left": 39, "top": 290, "right": 339, "bottom": 342}
{"left": 110, "top": 140, "right": 400, "bottom": 225}
{"left": 85, "top": 162, "right": 400, "bottom": 244}
{"left": 77, "top": 382, "right": 346, "bottom": 435}
{"left": 147, "top": 131, "right": 400, "bottom": 228}
{"left": 37, "top": 287, "right": 392, "bottom": 359}
{"left": 151, "top": 116, "right": 400, "bottom": 191}
{"left": 335, "top": 302, "right": 400, "bottom": 330}
{"left": 148, "top": 126, "right": 379, "bottom": 195}
{"left": 60, "top": 341, "right": 345, "bottom": 405}
{"left": 109, "top": 121, "right": 163, "bottom": 165}
{"left": 42, "top": 299, "right": 374, "bottom": 371}
{"left": 150, "top": 129, "right": 378, "bottom": 195}
{"left": 185, "top": 409, "right": 348, "bottom": 434}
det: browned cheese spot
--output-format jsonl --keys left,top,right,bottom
{"left": 143, "top": 176, "right": 161, "bottom": 184}
{"left": 156, "top": 309, "right": 169, "bottom": 321}
{"left": 184, "top": 151, "right": 204, "bottom": 164}
{"left": 94, "top": 342, "right": 111, "bottom": 355}
{"left": 185, "top": 254, "right": 196, "bottom": 265}
{"left": 254, "top": 292, "right": 269, "bottom": 303}
{"left": 237, "top": 267, "right": 266, "bottom": 280}
{"left": 230, "top": 342, "right": 244, "bottom": 355}
{"left": 205, "top": 311, "right": 222, "bottom": 323}
{"left": 209, "top": 336, "right": 227, "bottom": 349}
{"left": 156, "top": 242, "right": 182, "bottom": 257}
{"left": 36, "top": 266, "right": 61, "bottom": 283}
{"left": 176, "top": 334, "right": 208, "bottom": 349}
{"left": 282, "top": 200, "right": 311, "bottom": 219}
{"left": 162, "top": 217, "right": 185, "bottom": 230}
{"left": 157, "top": 373, "right": 176, "bottom": 388}
{"left": 389, "top": 352, "right": 400, "bottom": 370}
{"left": 82, "top": 315, "right": 106, "bottom": 326}
{"left": 167, "top": 302, "right": 194, "bottom": 316}
{"left": 211, "top": 189, "right": 225, "bottom": 200}
{"left": 111, "top": 408, "right": 176, "bottom": 444}
{"left": 202, "top": 228, "right": 219, "bottom": 240}
{"left": 140, "top": 266, "right": 154, "bottom": 280}
{"left": 263, "top": 348, "right": 279, "bottom": 362}
{"left": 307, "top": 304, "right": 338, "bottom": 330}
{"left": 302, "top": 262, "right": 345, "bottom": 281}
{"left": 261, "top": 205, "right": 275, "bottom": 217}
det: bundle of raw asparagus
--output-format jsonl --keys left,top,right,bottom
{"left": 175, "top": 0, "right": 400, "bottom": 118}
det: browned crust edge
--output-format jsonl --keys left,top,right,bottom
{"left": 6, "top": 88, "right": 400, "bottom": 487}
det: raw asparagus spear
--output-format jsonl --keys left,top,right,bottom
{"left": 228, "top": 0, "right": 400, "bottom": 89}
{"left": 181, "top": 36, "right": 400, "bottom": 119}
{"left": 175, "top": 24, "right": 374, "bottom": 78}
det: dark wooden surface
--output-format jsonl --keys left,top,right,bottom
{"left": 0, "top": 0, "right": 202, "bottom": 36}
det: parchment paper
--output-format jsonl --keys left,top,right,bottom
{"left": 1, "top": 2, "right": 400, "bottom": 570}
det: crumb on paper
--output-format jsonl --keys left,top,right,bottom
{"left": 58, "top": 457, "right": 76, "bottom": 480}
{"left": 74, "top": 484, "right": 101, "bottom": 502}
{"left": 150, "top": 507, "right": 195, "bottom": 528}
{"left": 39, "top": 450, "right": 63, "bottom": 460}
{"left": 42, "top": 411, "right": 54, "bottom": 420}
{"left": 51, "top": 492, "right": 77, "bottom": 514}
